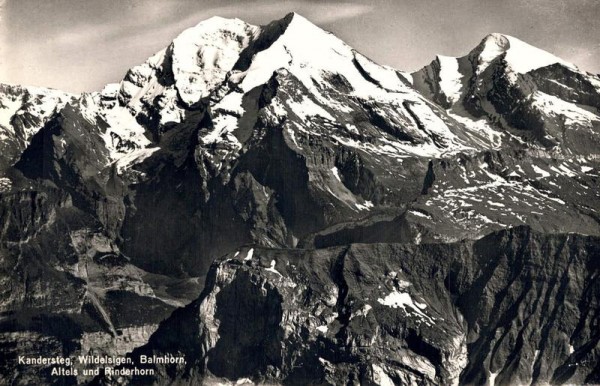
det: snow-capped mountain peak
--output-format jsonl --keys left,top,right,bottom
{"left": 198, "top": 12, "right": 463, "bottom": 162}
{"left": 171, "top": 16, "right": 259, "bottom": 105}
{"left": 232, "top": 12, "right": 394, "bottom": 95}
{"left": 413, "top": 31, "right": 600, "bottom": 156}
{"left": 473, "top": 32, "right": 575, "bottom": 74}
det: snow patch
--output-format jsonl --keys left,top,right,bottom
{"left": 409, "top": 210, "right": 431, "bottom": 219}
{"left": 377, "top": 290, "right": 434, "bottom": 323}
{"left": 372, "top": 364, "right": 395, "bottom": 386}
{"left": 582, "top": 166, "right": 593, "bottom": 173}
{"left": 532, "top": 91, "right": 598, "bottom": 126}
{"left": 532, "top": 164, "right": 550, "bottom": 178}
{"left": 214, "top": 91, "right": 245, "bottom": 116}
{"left": 287, "top": 95, "right": 334, "bottom": 122}
{"left": 265, "top": 260, "right": 282, "bottom": 276}
{"left": 355, "top": 201, "right": 374, "bottom": 211}
{"left": 202, "top": 114, "right": 242, "bottom": 147}
{"left": 437, "top": 55, "right": 463, "bottom": 104}
{"left": 405, "top": 100, "right": 458, "bottom": 146}
{"left": 350, "top": 304, "right": 373, "bottom": 320}
{"left": 414, "top": 301, "right": 427, "bottom": 310}
{"left": 558, "top": 164, "right": 577, "bottom": 177}
{"left": 288, "top": 129, "right": 302, "bottom": 149}
{"left": 345, "top": 124, "right": 359, "bottom": 134}
{"left": 489, "top": 371, "right": 499, "bottom": 386}
{"left": 446, "top": 108, "right": 503, "bottom": 150}
{"left": 331, "top": 166, "right": 342, "bottom": 183}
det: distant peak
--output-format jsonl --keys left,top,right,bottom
{"left": 232, "top": 11, "right": 325, "bottom": 73}
{"left": 283, "top": 12, "right": 307, "bottom": 21}
{"left": 202, "top": 15, "right": 230, "bottom": 23}
{"left": 479, "top": 33, "right": 510, "bottom": 53}
{"left": 189, "top": 15, "right": 249, "bottom": 31}
{"left": 482, "top": 33, "right": 510, "bottom": 44}
{"left": 280, "top": 11, "right": 324, "bottom": 33}
{"left": 473, "top": 32, "right": 574, "bottom": 74}
{"left": 284, "top": 11, "right": 300, "bottom": 19}
{"left": 475, "top": 33, "right": 510, "bottom": 56}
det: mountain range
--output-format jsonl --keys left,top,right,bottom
{"left": 1, "top": 12, "right": 600, "bottom": 385}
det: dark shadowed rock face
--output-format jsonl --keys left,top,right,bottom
{"left": 2, "top": 13, "right": 600, "bottom": 386}
{"left": 92, "top": 227, "right": 600, "bottom": 386}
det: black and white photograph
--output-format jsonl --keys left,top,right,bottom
{"left": 1, "top": 0, "right": 600, "bottom": 385}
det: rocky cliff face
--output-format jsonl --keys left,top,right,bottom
{"left": 1, "top": 12, "right": 600, "bottom": 386}
{"left": 93, "top": 227, "right": 600, "bottom": 385}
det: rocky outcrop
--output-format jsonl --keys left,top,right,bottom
{"left": 93, "top": 227, "right": 600, "bottom": 386}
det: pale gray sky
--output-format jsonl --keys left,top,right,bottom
{"left": 1, "top": 0, "right": 599, "bottom": 93}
